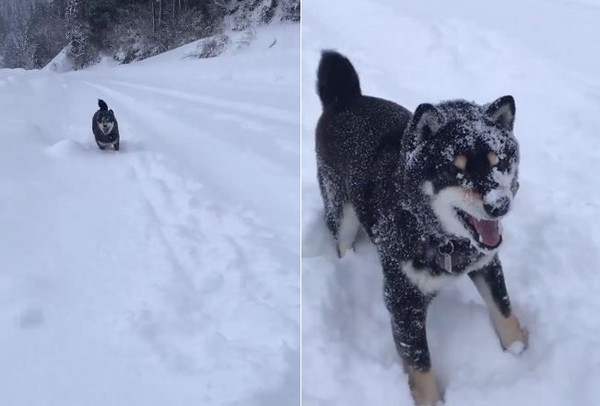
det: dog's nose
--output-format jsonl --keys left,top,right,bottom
{"left": 484, "top": 197, "right": 510, "bottom": 218}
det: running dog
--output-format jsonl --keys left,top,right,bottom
{"left": 92, "top": 99, "right": 120, "bottom": 151}
{"left": 315, "top": 50, "right": 527, "bottom": 405}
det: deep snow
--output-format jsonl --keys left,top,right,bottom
{"left": 302, "top": 1, "right": 600, "bottom": 405}
{"left": 0, "top": 23, "right": 299, "bottom": 406}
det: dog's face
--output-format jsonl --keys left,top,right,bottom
{"left": 407, "top": 96, "right": 519, "bottom": 252}
{"left": 96, "top": 110, "right": 116, "bottom": 135}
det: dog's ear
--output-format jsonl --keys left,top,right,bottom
{"left": 486, "top": 95, "right": 515, "bottom": 131}
{"left": 412, "top": 103, "right": 443, "bottom": 140}
{"left": 109, "top": 109, "right": 114, "bottom": 114}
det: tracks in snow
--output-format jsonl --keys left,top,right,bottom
{"left": 78, "top": 76, "right": 299, "bottom": 402}
{"left": 82, "top": 79, "right": 298, "bottom": 222}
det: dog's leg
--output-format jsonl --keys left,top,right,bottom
{"left": 317, "top": 166, "right": 346, "bottom": 257}
{"left": 469, "top": 255, "right": 527, "bottom": 354}
{"left": 384, "top": 270, "right": 440, "bottom": 405}
{"left": 404, "top": 364, "right": 441, "bottom": 406}
{"left": 114, "top": 140, "right": 120, "bottom": 151}
{"left": 336, "top": 203, "right": 361, "bottom": 257}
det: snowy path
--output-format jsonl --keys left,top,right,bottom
{"left": 0, "top": 24, "right": 299, "bottom": 406}
{"left": 302, "top": 1, "right": 600, "bottom": 405}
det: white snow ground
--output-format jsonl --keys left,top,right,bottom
{"left": 302, "top": 1, "right": 600, "bottom": 405}
{"left": 0, "top": 23, "right": 299, "bottom": 406}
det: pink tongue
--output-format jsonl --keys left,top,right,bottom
{"left": 469, "top": 216, "right": 500, "bottom": 247}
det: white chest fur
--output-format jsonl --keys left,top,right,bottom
{"left": 401, "top": 253, "right": 495, "bottom": 294}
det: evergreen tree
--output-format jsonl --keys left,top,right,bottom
{"left": 27, "top": 2, "right": 68, "bottom": 68}
{"left": 65, "top": 0, "right": 96, "bottom": 68}
{"left": 0, "top": 0, "right": 300, "bottom": 69}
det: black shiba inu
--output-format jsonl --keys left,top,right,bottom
{"left": 92, "top": 99, "right": 120, "bottom": 151}
{"left": 315, "top": 51, "right": 526, "bottom": 405}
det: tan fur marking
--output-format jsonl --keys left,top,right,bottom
{"left": 454, "top": 154, "right": 467, "bottom": 171}
{"left": 492, "top": 311, "right": 528, "bottom": 350}
{"left": 405, "top": 365, "right": 441, "bottom": 406}
{"left": 487, "top": 151, "right": 500, "bottom": 166}
{"left": 465, "top": 188, "right": 483, "bottom": 203}
{"left": 448, "top": 184, "right": 484, "bottom": 206}
{"left": 336, "top": 242, "right": 355, "bottom": 258}
{"left": 471, "top": 276, "right": 528, "bottom": 351}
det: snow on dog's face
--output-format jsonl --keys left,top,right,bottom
{"left": 406, "top": 96, "right": 519, "bottom": 252}
{"left": 96, "top": 110, "right": 116, "bottom": 135}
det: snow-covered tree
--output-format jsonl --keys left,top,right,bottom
{"left": 0, "top": 0, "right": 300, "bottom": 69}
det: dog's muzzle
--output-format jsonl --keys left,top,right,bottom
{"left": 483, "top": 196, "right": 510, "bottom": 218}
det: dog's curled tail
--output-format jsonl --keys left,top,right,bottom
{"left": 317, "top": 50, "right": 361, "bottom": 109}
{"left": 98, "top": 99, "right": 108, "bottom": 111}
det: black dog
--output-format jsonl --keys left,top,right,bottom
{"left": 315, "top": 51, "right": 526, "bottom": 405}
{"left": 92, "top": 99, "right": 120, "bottom": 151}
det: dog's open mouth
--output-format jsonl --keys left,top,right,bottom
{"left": 456, "top": 209, "right": 502, "bottom": 249}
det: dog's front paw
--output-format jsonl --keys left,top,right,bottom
{"left": 499, "top": 315, "right": 528, "bottom": 355}
{"left": 415, "top": 400, "right": 444, "bottom": 406}
{"left": 507, "top": 340, "right": 526, "bottom": 356}
{"left": 335, "top": 241, "right": 357, "bottom": 258}
{"left": 336, "top": 242, "right": 348, "bottom": 258}
{"left": 408, "top": 369, "right": 442, "bottom": 406}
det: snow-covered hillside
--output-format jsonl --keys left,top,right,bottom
{"left": 0, "top": 23, "right": 299, "bottom": 406}
{"left": 302, "top": 1, "right": 600, "bottom": 405}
